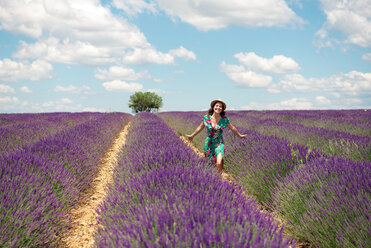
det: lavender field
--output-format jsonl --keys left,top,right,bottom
{"left": 1, "top": 110, "right": 370, "bottom": 247}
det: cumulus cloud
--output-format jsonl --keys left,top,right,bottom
{"left": 0, "top": 84, "right": 15, "bottom": 93}
{"left": 122, "top": 48, "right": 174, "bottom": 65}
{"left": 270, "top": 71, "right": 371, "bottom": 96}
{"left": 220, "top": 61, "right": 272, "bottom": 87}
{"left": 61, "top": 98, "right": 73, "bottom": 104}
{"left": 113, "top": 0, "right": 157, "bottom": 16}
{"left": 269, "top": 98, "right": 313, "bottom": 110}
{"left": 122, "top": 46, "right": 197, "bottom": 65}
{"left": 315, "top": 95, "right": 331, "bottom": 105}
{"left": 316, "top": 0, "right": 371, "bottom": 48}
{"left": 362, "top": 53, "right": 371, "bottom": 62}
{"left": 102, "top": 79, "right": 143, "bottom": 92}
{"left": 82, "top": 107, "right": 105, "bottom": 112}
{"left": 0, "top": 59, "right": 53, "bottom": 82}
{"left": 1, "top": 0, "right": 150, "bottom": 65}
{"left": 0, "top": 0, "right": 147, "bottom": 45}
{"left": 54, "top": 85, "right": 94, "bottom": 95}
{"left": 222, "top": 51, "right": 371, "bottom": 101}
{"left": 0, "top": 96, "right": 18, "bottom": 104}
{"left": 151, "top": 0, "right": 305, "bottom": 31}
{"left": 13, "top": 38, "right": 117, "bottom": 65}
{"left": 241, "top": 97, "right": 313, "bottom": 110}
{"left": 95, "top": 66, "right": 150, "bottom": 81}
{"left": 1, "top": 0, "right": 197, "bottom": 67}
{"left": 169, "top": 46, "right": 197, "bottom": 61}
{"left": 234, "top": 52, "right": 300, "bottom": 74}
{"left": 20, "top": 86, "right": 32, "bottom": 93}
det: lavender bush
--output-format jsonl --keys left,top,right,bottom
{"left": 158, "top": 110, "right": 370, "bottom": 247}
{"left": 228, "top": 112, "right": 370, "bottom": 161}
{"left": 0, "top": 112, "right": 98, "bottom": 156}
{"left": 0, "top": 112, "right": 132, "bottom": 247}
{"left": 274, "top": 156, "right": 371, "bottom": 247}
{"left": 0, "top": 113, "right": 68, "bottom": 127}
{"left": 223, "top": 127, "right": 323, "bottom": 207}
{"left": 95, "top": 112, "right": 293, "bottom": 247}
{"left": 159, "top": 112, "right": 322, "bottom": 206}
{"left": 248, "top": 109, "right": 371, "bottom": 136}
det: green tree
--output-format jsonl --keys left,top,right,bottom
{"left": 128, "top": 91, "right": 163, "bottom": 113}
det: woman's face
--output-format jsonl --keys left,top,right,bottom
{"left": 213, "top": 102, "right": 223, "bottom": 114}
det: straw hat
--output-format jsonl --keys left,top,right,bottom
{"left": 210, "top": 99, "right": 226, "bottom": 110}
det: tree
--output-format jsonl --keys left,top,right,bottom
{"left": 128, "top": 91, "right": 163, "bottom": 113}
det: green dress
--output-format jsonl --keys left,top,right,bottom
{"left": 203, "top": 115, "right": 230, "bottom": 167}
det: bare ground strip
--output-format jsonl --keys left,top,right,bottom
{"left": 59, "top": 122, "right": 131, "bottom": 248}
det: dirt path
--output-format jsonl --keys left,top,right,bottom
{"left": 59, "top": 122, "right": 131, "bottom": 248}
{"left": 180, "top": 135, "right": 311, "bottom": 248}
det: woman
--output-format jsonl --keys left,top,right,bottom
{"left": 186, "top": 99, "right": 247, "bottom": 174}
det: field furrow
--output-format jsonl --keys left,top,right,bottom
{"left": 0, "top": 113, "right": 132, "bottom": 247}
{"left": 158, "top": 111, "right": 371, "bottom": 247}
{"left": 95, "top": 112, "right": 293, "bottom": 247}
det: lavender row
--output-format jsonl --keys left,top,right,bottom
{"left": 0, "top": 112, "right": 69, "bottom": 127}
{"left": 95, "top": 112, "right": 293, "bottom": 247}
{"left": 158, "top": 112, "right": 322, "bottom": 206}
{"left": 274, "top": 157, "right": 371, "bottom": 247}
{"left": 0, "top": 112, "right": 99, "bottom": 156}
{"left": 245, "top": 109, "right": 371, "bottom": 136}
{"left": 159, "top": 111, "right": 370, "bottom": 247}
{"left": 0, "top": 112, "right": 132, "bottom": 247}
{"left": 228, "top": 112, "right": 370, "bottom": 161}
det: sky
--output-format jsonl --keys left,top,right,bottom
{"left": 0, "top": 0, "right": 370, "bottom": 113}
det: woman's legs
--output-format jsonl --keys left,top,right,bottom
{"left": 216, "top": 153, "right": 223, "bottom": 174}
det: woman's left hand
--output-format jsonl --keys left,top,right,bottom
{"left": 239, "top": 134, "right": 247, "bottom": 139}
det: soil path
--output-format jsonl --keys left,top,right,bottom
{"left": 180, "top": 135, "right": 311, "bottom": 248}
{"left": 59, "top": 122, "right": 131, "bottom": 248}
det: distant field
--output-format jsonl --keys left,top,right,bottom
{"left": 1, "top": 110, "right": 370, "bottom": 247}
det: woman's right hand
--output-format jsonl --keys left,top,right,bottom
{"left": 186, "top": 134, "right": 193, "bottom": 141}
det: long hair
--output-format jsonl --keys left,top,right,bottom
{"left": 207, "top": 102, "right": 226, "bottom": 117}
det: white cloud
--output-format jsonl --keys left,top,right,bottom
{"left": 122, "top": 48, "right": 175, "bottom": 65}
{"left": 102, "top": 79, "right": 143, "bottom": 92}
{"left": 316, "top": 0, "right": 371, "bottom": 48}
{"left": 234, "top": 52, "right": 301, "bottom": 74}
{"left": 241, "top": 97, "right": 313, "bottom": 110}
{"left": 0, "top": 0, "right": 147, "bottom": 46}
{"left": 270, "top": 71, "right": 371, "bottom": 96}
{"left": 0, "top": 84, "right": 15, "bottom": 93}
{"left": 54, "top": 85, "right": 93, "bottom": 95}
{"left": 13, "top": 38, "right": 118, "bottom": 65}
{"left": 362, "top": 53, "right": 371, "bottom": 62}
{"left": 113, "top": 0, "right": 156, "bottom": 16}
{"left": 61, "top": 98, "right": 73, "bottom": 104}
{"left": 148, "top": 88, "right": 169, "bottom": 94}
{"left": 169, "top": 46, "right": 197, "bottom": 61}
{"left": 20, "top": 86, "right": 32, "bottom": 93}
{"left": 0, "top": 96, "right": 18, "bottom": 104}
{"left": 42, "top": 101, "right": 54, "bottom": 108}
{"left": 122, "top": 46, "right": 197, "bottom": 65}
{"left": 220, "top": 61, "right": 272, "bottom": 87}
{"left": 0, "top": 59, "right": 52, "bottom": 82}
{"left": 1, "top": 0, "right": 150, "bottom": 66}
{"left": 95, "top": 66, "right": 150, "bottom": 81}
{"left": 315, "top": 95, "right": 331, "bottom": 105}
{"left": 83, "top": 107, "right": 105, "bottom": 112}
{"left": 268, "top": 98, "right": 313, "bottom": 110}
{"left": 154, "top": 0, "right": 305, "bottom": 31}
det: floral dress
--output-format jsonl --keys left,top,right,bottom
{"left": 203, "top": 115, "right": 230, "bottom": 167}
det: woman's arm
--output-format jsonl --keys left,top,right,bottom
{"left": 186, "top": 122, "right": 205, "bottom": 141}
{"left": 227, "top": 123, "right": 247, "bottom": 138}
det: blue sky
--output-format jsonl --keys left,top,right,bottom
{"left": 0, "top": 0, "right": 370, "bottom": 113}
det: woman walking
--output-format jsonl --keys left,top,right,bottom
{"left": 186, "top": 99, "right": 247, "bottom": 174}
